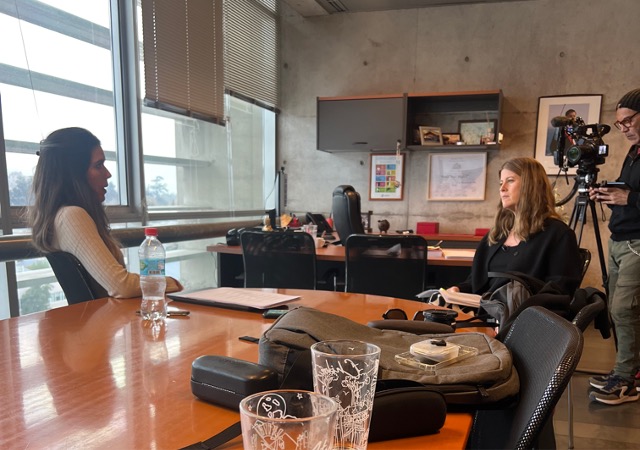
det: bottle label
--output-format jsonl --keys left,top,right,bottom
{"left": 140, "top": 258, "right": 165, "bottom": 276}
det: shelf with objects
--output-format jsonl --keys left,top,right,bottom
{"left": 405, "top": 90, "right": 503, "bottom": 151}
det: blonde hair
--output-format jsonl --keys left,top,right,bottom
{"left": 488, "top": 157, "right": 560, "bottom": 245}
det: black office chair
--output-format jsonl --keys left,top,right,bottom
{"left": 344, "top": 234, "right": 427, "bottom": 301}
{"left": 240, "top": 230, "right": 317, "bottom": 289}
{"left": 332, "top": 185, "right": 364, "bottom": 243}
{"left": 46, "top": 252, "right": 108, "bottom": 305}
{"left": 467, "top": 306, "right": 584, "bottom": 450}
{"left": 565, "top": 287, "right": 608, "bottom": 449}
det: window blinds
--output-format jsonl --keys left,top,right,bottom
{"left": 223, "top": 0, "right": 279, "bottom": 110}
{"left": 141, "top": 0, "right": 224, "bottom": 123}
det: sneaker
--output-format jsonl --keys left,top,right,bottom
{"left": 589, "top": 371, "right": 614, "bottom": 390}
{"left": 589, "top": 375, "right": 640, "bottom": 405}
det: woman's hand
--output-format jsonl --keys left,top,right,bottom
{"left": 446, "top": 286, "right": 460, "bottom": 293}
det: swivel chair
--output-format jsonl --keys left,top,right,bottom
{"left": 344, "top": 234, "right": 427, "bottom": 301}
{"left": 240, "top": 230, "right": 317, "bottom": 289}
{"left": 332, "top": 185, "right": 364, "bottom": 244}
{"left": 47, "top": 252, "right": 108, "bottom": 304}
{"left": 467, "top": 306, "right": 584, "bottom": 449}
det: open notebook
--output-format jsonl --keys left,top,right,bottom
{"left": 417, "top": 287, "right": 481, "bottom": 308}
{"left": 168, "top": 287, "right": 300, "bottom": 311}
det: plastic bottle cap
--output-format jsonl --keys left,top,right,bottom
{"left": 144, "top": 227, "right": 158, "bottom": 236}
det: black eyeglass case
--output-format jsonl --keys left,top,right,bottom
{"left": 191, "top": 355, "right": 279, "bottom": 410}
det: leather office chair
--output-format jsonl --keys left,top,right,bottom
{"left": 467, "top": 306, "right": 584, "bottom": 450}
{"left": 240, "top": 230, "right": 317, "bottom": 289}
{"left": 332, "top": 185, "right": 364, "bottom": 244}
{"left": 46, "top": 252, "right": 108, "bottom": 305}
{"left": 344, "top": 234, "right": 427, "bottom": 301}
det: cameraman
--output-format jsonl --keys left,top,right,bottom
{"left": 588, "top": 88, "right": 640, "bottom": 406}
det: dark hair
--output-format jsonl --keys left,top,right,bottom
{"left": 29, "top": 127, "right": 120, "bottom": 257}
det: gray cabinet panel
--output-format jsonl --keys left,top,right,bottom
{"left": 317, "top": 97, "right": 404, "bottom": 152}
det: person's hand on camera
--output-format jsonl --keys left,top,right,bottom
{"left": 594, "top": 187, "right": 630, "bottom": 205}
{"left": 446, "top": 286, "right": 460, "bottom": 293}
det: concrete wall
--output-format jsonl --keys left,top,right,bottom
{"left": 278, "top": 0, "right": 640, "bottom": 288}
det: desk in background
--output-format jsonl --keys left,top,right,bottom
{"left": 207, "top": 243, "right": 474, "bottom": 291}
{"left": 0, "top": 290, "right": 473, "bottom": 449}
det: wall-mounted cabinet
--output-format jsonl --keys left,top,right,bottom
{"left": 316, "top": 90, "right": 502, "bottom": 153}
{"left": 406, "top": 90, "right": 503, "bottom": 151}
{"left": 317, "top": 95, "right": 405, "bottom": 152}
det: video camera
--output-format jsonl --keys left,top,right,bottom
{"left": 552, "top": 115, "right": 610, "bottom": 172}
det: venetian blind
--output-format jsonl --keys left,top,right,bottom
{"left": 141, "top": 0, "right": 224, "bottom": 122}
{"left": 223, "top": 0, "right": 279, "bottom": 110}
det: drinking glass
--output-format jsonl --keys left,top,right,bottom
{"left": 239, "top": 389, "right": 338, "bottom": 450}
{"left": 311, "top": 340, "right": 381, "bottom": 450}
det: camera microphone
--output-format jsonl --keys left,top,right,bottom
{"left": 550, "top": 116, "right": 575, "bottom": 127}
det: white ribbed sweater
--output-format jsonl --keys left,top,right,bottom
{"left": 52, "top": 206, "right": 182, "bottom": 298}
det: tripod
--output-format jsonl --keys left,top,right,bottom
{"left": 562, "top": 170, "right": 609, "bottom": 294}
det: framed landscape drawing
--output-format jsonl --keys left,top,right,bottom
{"left": 428, "top": 152, "right": 487, "bottom": 201}
{"left": 370, "top": 153, "right": 405, "bottom": 200}
{"left": 534, "top": 94, "right": 602, "bottom": 174}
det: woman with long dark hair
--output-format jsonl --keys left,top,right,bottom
{"left": 30, "top": 127, "right": 182, "bottom": 298}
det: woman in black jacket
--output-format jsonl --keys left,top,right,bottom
{"left": 448, "top": 157, "right": 582, "bottom": 296}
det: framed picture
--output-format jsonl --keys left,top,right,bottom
{"left": 427, "top": 152, "right": 487, "bottom": 201}
{"left": 369, "top": 153, "right": 405, "bottom": 201}
{"left": 442, "top": 133, "right": 462, "bottom": 145}
{"left": 534, "top": 94, "right": 603, "bottom": 174}
{"left": 419, "top": 126, "right": 443, "bottom": 145}
{"left": 458, "top": 120, "right": 498, "bottom": 145}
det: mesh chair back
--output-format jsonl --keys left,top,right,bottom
{"left": 240, "top": 230, "right": 317, "bottom": 289}
{"left": 579, "top": 248, "right": 591, "bottom": 281}
{"left": 468, "top": 306, "right": 583, "bottom": 449}
{"left": 46, "top": 252, "right": 108, "bottom": 304}
{"left": 344, "top": 234, "right": 427, "bottom": 300}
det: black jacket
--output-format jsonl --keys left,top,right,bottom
{"left": 456, "top": 218, "right": 582, "bottom": 296}
{"left": 608, "top": 144, "right": 640, "bottom": 241}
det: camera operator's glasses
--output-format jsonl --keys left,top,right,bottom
{"left": 614, "top": 111, "right": 640, "bottom": 130}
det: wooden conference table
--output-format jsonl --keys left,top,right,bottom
{"left": 0, "top": 290, "right": 474, "bottom": 449}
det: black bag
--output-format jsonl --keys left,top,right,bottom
{"left": 258, "top": 306, "right": 519, "bottom": 408}
{"left": 476, "top": 271, "right": 572, "bottom": 340}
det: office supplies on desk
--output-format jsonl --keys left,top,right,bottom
{"left": 168, "top": 287, "right": 300, "bottom": 311}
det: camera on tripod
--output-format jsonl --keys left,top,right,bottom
{"left": 551, "top": 115, "right": 610, "bottom": 172}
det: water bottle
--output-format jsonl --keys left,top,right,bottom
{"left": 139, "top": 227, "right": 167, "bottom": 321}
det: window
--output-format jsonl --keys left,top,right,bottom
{"left": 0, "top": 0, "right": 278, "bottom": 318}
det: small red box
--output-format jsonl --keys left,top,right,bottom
{"left": 475, "top": 228, "right": 490, "bottom": 236}
{"left": 417, "top": 222, "right": 439, "bottom": 234}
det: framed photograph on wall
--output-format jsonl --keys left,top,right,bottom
{"left": 427, "top": 152, "right": 487, "bottom": 201}
{"left": 459, "top": 120, "right": 498, "bottom": 145}
{"left": 534, "top": 94, "right": 602, "bottom": 174}
{"left": 370, "top": 153, "right": 405, "bottom": 201}
{"left": 419, "top": 126, "right": 443, "bottom": 145}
